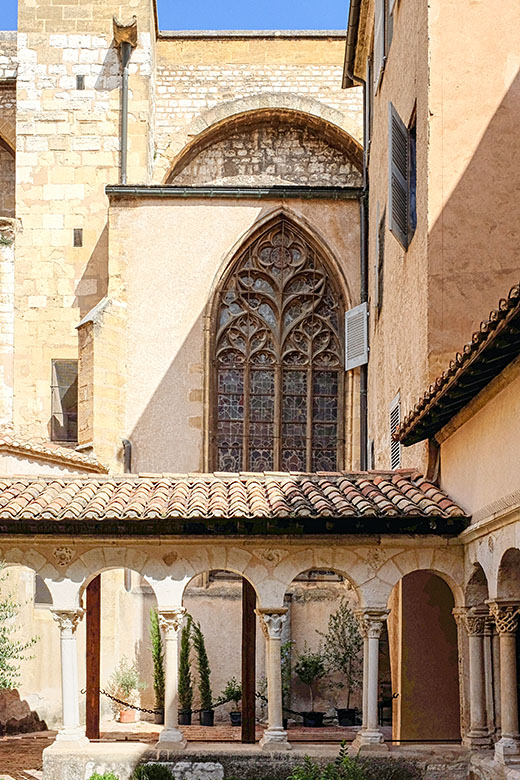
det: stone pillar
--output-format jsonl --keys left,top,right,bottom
{"left": 352, "top": 609, "right": 389, "bottom": 751}
{"left": 51, "top": 609, "right": 88, "bottom": 743}
{"left": 256, "top": 609, "right": 291, "bottom": 751}
{"left": 463, "top": 609, "right": 491, "bottom": 748}
{"left": 490, "top": 602, "right": 520, "bottom": 764}
{"left": 483, "top": 617, "right": 496, "bottom": 738}
{"left": 155, "top": 608, "right": 187, "bottom": 752}
{"left": 492, "top": 626, "right": 501, "bottom": 736}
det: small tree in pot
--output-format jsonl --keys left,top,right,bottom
{"left": 222, "top": 676, "right": 242, "bottom": 726}
{"left": 149, "top": 609, "right": 165, "bottom": 724}
{"left": 178, "top": 615, "right": 193, "bottom": 724}
{"left": 317, "top": 598, "right": 363, "bottom": 726}
{"left": 294, "top": 643, "right": 327, "bottom": 727}
{"left": 106, "top": 656, "right": 145, "bottom": 723}
{"left": 192, "top": 621, "right": 214, "bottom": 726}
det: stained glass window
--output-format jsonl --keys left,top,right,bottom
{"left": 214, "top": 217, "right": 344, "bottom": 471}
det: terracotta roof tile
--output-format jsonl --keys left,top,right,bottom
{"left": 0, "top": 471, "right": 469, "bottom": 533}
{"left": 396, "top": 283, "right": 520, "bottom": 445}
{"left": 0, "top": 426, "right": 107, "bottom": 473}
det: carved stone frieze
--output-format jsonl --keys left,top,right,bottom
{"left": 158, "top": 608, "right": 186, "bottom": 636}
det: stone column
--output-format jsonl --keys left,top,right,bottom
{"left": 483, "top": 617, "right": 496, "bottom": 738}
{"left": 352, "top": 609, "right": 389, "bottom": 751}
{"left": 256, "top": 608, "right": 291, "bottom": 751}
{"left": 492, "top": 626, "right": 501, "bottom": 736}
{"left": 155, "top": 608, "right": 187, "bottom": 752}
{"left": 490, "top": 602, "right": 520, "bottom": 764}
{"left": 463, "top": 608, "right": 491, "bottom": 748}
{"left": 52, "top": 609, "right": 88, "bottom": 743}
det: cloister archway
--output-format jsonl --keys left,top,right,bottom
{"left": 388, "top": 570, "right": 461, "bottom": 743}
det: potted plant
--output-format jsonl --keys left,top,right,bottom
{"left": 294, "top": 643, "right": 327, "bottom": 727}
{"left": 149, "top": 608, "right": 165, "bottom": 725}
{"left": 222, "top": 676, "right": 242, "bottom": 726}
{"left": 192, "top": 621, "right": 214, "bottom": 726}
{"left": 106, "top": 656, "right": 145, "bottom": 723}
{"left": 178, "top": 614, "right": 193, "bottom": 725}
{"left": 317, "top": 598, "right": 362, "bottom": 727}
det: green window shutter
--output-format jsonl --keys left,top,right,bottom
{"left": 388, "top": 103, "right": 409, "bottom": 249}
{"left": 345, "top": 302, "right": 369, "bottom": 371}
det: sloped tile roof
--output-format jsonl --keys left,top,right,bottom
{"left": 396, "top": 283, "right": 520, "bottom": 446}
{"left": 0, "top": 427, "right": 107, "bottom": 473}
{"left": 0, "top": 471, "right": 468, "bottom": 535}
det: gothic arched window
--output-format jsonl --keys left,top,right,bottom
{"left": 213, "top": 217, "right": 345, "bottom": 473}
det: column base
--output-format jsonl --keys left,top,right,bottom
{"left": 154, "top": 727, "right": 187, "bottom": 751}
{"left": 55, "top": 727, "right": 89, "bottom": 745}
{"left": 260, "top": 727, "right": 291, "bottom": 751}
{"left": 494, "top": 736, "right": 520, "bottom": 764}
{"left": 350, "top": 729, "right": 388, "bottom": 754}
{"left": 463, "top": 730, "right": 493, "bottom": 749}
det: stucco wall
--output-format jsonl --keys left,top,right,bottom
{"left": 365, "top": 0, "right": 430, "bottom": 472}
{"left": 440, "top": 365, "right": 520, "bottom": 522}
{"left": 0, "top": 145, "right": 15, "bottom": 217}
{"left": 108, "top": 197, "right": 360, "bottom": 473}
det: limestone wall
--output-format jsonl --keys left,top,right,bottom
{"left": 0, "top": 32, "right": 17, "bottom": 81}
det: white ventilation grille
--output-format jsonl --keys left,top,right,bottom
{"left": 345, "top": 302, "right": 369, "bottom": 370}
{"left": 390, "top": 393, "right": 401, "bottom": 469}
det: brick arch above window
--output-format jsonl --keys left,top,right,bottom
{"left": 211, "top": 215, "right": 346, "bottom": 473}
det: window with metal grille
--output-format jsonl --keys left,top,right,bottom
{"left": 389, "top": 393, "right": 401, "bottom": 469}
{"left": 213, "top": 216, "right": 344, "bottom": 472}
{"left": 388, "top": 104, "right": 417, "bottom": 249}
{"left": 51, "top": 359, "right": 78, "bottom": 442}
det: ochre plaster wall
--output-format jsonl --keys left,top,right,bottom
{"left": 108, "top": 197, "right": 360, "bottom": 473}
{"left": 396, "top": 571, "right": 460, "bottom": 742}
{"left": 440, "top": 365, "right": 520, "bottom": 522}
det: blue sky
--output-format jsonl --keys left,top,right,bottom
{"left": 2, "top": 0, "right": 349, "bottom": 31}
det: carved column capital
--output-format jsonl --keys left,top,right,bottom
{"left": 463, "top": 607, "right": 488, "bottom": 637}
{"left": 51, "top": 608, "right": 84, "bottom": 637}
{"left": 356, "top": 609, "right": 390, "bottom": 639}
{"left": 255, "top": 608, "right": 288, "bottom": 640}
{"left": 158, "top": 608, "right": 186, "bottom": 636}
{"left": 489, "top": 602, "right": 520, "bottom": 635}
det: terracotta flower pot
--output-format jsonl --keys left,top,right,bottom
{"left": 119, "top": 708, "right": 136, "bottom": 723}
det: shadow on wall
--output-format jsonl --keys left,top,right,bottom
{"left": 427, "top": 68, "right": 520, "bottom": 379}
{"left": 75, "top": 224, "right": 109, "bottom": 318}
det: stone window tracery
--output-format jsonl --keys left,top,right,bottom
{"left": 213, "top": 217, "right": 344, "bottom": 472}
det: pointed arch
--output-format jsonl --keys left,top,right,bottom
{"left": 208, "top": 212, "right": 347, "bottom": 473}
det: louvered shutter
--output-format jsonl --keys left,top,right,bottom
{"left": 373, "top": 0, "right": 385, "bottom": 93}
{"left": 388, "top": 103, "right": 409, "bottom": 248}
{"left": 364, "top": 58, "right": 372, "bottom": 158}
{"left": 374, "top": 202, "right": 380, "bottom": 311}
{"left": 345, "top": 302, "right": 368, "bottom": 370}
{"left": 389, "top": 0, "right": 397, "bottom": 14}
{"left": 389, "top": 393, "right": 401, "bottom": 469}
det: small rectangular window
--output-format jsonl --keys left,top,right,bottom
{"left": 73, "top": 228, "right": 83, "bottom": 247}
{"left": 76, "top": 75, "right": 85, "bottom": 90}
{"left": 389, "top": 393, "right": 401, "bottom": 469}
{"left": 388, "top": 103, "right": 417, "bottom": 250}
{"left": 51, "top": 359, "right": 78, "bottom": 443}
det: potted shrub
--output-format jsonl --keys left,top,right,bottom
{"left": 222, "top": 676, "right": 242, "bottom": 726}
{"left": 317, "top": 598, "right": 363, "bottom": 727}
{"left": 106, "top": 656, "right": 145, "bottom": 723}
{"left": 192, "top": 621, "right": 214, "bottom": 726}
{"left": 294, "top": 643, "right": 327, "bottom": 727}
{"left": 178, "top": 615, "right": 193, "bottom": 725}
{"left": 149, "top": 608, "right": 165, "bottom": 725}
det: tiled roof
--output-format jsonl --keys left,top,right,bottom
{"left": 0, "top": 427, "right": 107, "bottom": 473}
{"left": 0, "top": 471, "right": 468, "bottom": 535}
{"left": 396, "top": 283, "right": 520, "bottom": 446}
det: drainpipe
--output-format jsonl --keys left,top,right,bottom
{"left": 342, "top": 1, "right": 369, "bottom": 469}
{"left": 122, "top": 438, "right": 132, "bottom": 473}
{"left": 113, "top": 17, "right": 137, "bottom": 185}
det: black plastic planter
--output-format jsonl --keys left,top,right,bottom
{"left": 154, "top": 708, "right": 164, "bottom": 725}
{"left": 302, "top": 711, "right": 324, "bottom": 727}
{"left": 178, "top": 710, "right": 192, "bottom": 725}
{"left": 200, "top": 709, "right": 214, "bottom": 726}
{"left": 336, "top": 708, "right": 356, "bottom": 726}
{"left": 230, "top": 711, "right": 242, "bottom": 727}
